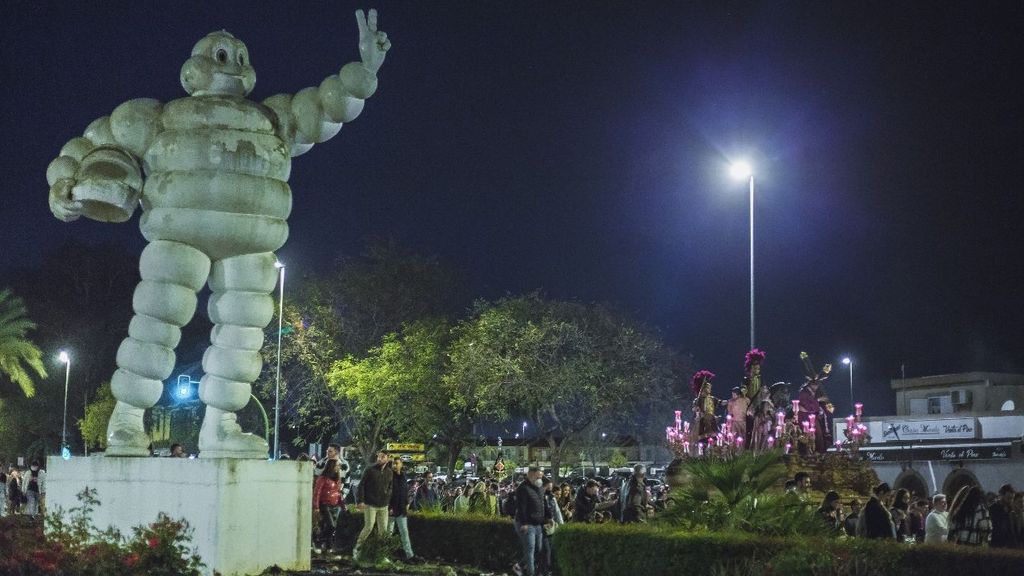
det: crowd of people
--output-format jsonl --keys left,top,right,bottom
{"left": 302, "top": 442, "right": 1024, "bottom": 576}
{"left": 803, "top": 477, "right": 1024, "bottom": 548}
{"left": 303, "top": 445, "right": 666, "bottom": 575}
{"left": 0, "top": 460, "right": 46, "bottom": 518}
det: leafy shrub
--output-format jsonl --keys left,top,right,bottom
{"left": 659, "top": 451, "right": 827, "bottom": 537}
{"left": 0, "top": 488, "right": 205, "bottom": 576}
{"left": 355, "top": 529, "right": 400, "bottom": 566}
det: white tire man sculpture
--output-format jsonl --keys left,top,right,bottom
{"left": 45, "top": 10, "right": 391, "bottom": 458}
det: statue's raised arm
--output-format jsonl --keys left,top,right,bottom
{"left": 263, "top": 9, "right": 391, "bottom": 157}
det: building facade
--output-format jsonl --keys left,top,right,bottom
{"left": 839, "top": 373, "right": 1023, "bottom": 498}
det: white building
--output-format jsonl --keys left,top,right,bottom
{"left": 837, "top": 373, "right": 1024, "bottom": 498}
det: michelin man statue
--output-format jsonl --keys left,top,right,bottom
{"left": 45, "top": 10, "right": 391, "bottom": 458}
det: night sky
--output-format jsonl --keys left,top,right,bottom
{"left": 3, "top": 1, "right": 1024, "bottom": 418}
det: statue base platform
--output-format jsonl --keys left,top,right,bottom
{"left": 45, "top": 456, "right": 312, "bottom": 576}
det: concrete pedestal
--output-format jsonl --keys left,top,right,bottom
{"left": 46, "top": 456, "right": 312, "bottom": 576}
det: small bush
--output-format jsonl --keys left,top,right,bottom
{"left": 330, "top": 510, "right": 519, "bottom": 569}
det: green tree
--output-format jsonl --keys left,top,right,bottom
{"left": 449, "top": 295, "right": 676, "bottom": 480}
{"left": 79, "top": 381, "right": 116, "bottom": 450}
{"left": 0, "top": 289, "right": 48, "bottom": 398}
{"left": 253, "top": 241, "right": 464, "bottom": 459}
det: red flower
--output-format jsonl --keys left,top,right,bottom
{"left": 124, "top": 553, "right": 140, "bottom": 567}
{"left": 148, "top": 536, "right": 160, "bottom": 549}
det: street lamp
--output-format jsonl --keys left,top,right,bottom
{"left": 522, "top": 421, "right": 527, "bottom": 439}
{"left": 59, "top": 350, "right": 71, "bottom": 452}
{"left": 842, "top": 357, "right": 853, "bottom": 410}
{"left": 273, "top": 260, "right": 286, "bottom": 460}
{"left": 729, "top": 160, "right": 755, "bottom": 349}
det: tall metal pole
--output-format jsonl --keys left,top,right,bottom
{"left": 749, "top": 175, "right": 755, "bottom": 350}
{"left": 273, "top": 264, "right": 285, "bottom": 460}
{"left": 848, "top": 360, "right": 854, "bottom": 409}
{"left": 61, "top": 356, "right": 70, "bottom": 449}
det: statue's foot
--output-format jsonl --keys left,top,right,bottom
{"left": 105, "top": 401, "right": 151, "bottom": 457}
{"left": 199, "top": 406, "right": 269, "bottom": 459}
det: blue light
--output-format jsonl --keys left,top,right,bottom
{"left": 177, "top": 385, "right": 191, "bottom": 399}
{"left": 61, "top": 446, "right": 71, "bottom": 460}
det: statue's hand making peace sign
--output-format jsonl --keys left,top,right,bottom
{"left": 356, "top": 9, "right": 391, "bottom": 74}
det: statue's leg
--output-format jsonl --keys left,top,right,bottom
{"left": 198, "top": 252, "right": 276, "bottom": 459}
{"left": 107, "top": 240, "right": 209, "bottom": 456}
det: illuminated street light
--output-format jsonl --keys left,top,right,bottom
{"left": 729, "top": 160, "right": 756, "bottom": 349}
{"left": 273, "top": 260, "right": 285, "bottom": 460}
{"left": 59, "top": 350, "right": 71, "bottom": 453}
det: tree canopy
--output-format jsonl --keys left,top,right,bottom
{"left": 0, "top": 289, "right": 47, "bottom": 398}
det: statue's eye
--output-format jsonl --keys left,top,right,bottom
{"left": 237, "top": 51, "right": 246, "bottom": 66}
{"left": 215, "top": 48, "right": 228, "bottom": 64}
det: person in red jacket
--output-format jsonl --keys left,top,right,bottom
{"left": 313, "top": 445, "right": 346, "bottom": 553}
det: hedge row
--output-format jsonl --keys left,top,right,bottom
{"left": 329, "top": 511, "right": 520, "bottom": 570}
{"left": 551, "top": 522, "right": 1024, "bottom": 576}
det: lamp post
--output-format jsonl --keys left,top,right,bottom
{"left": 273, "top": 260, "right": 285, "bottom": 460}
{"left": 59, "top": 350, "right": 71, "bottom": 452}
{"left": 842, "top": 357, "right": 853, "bottom": 410}
{"left": 729, "top": 161, "right": 755, "bottom": 349}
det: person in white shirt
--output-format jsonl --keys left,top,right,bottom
{"left": 925, "top": 493, "right": 950, "bottom": 544}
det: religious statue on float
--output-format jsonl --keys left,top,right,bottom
{"left": 691, "top": 370, "right": 726, "bottom": 443}
{"left": 45, "top": 10, "right": 392, "bottom": 458}
{"left": 797, "top": 351, "right": 833, "bottom": 454}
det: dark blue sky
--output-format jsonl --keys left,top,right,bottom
{"left": 3, "top": 1, "right": 1023, "bottom": 417}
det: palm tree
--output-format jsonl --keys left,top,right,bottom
{"left": 0, "top": 289, "right": 47, "bottom": 397}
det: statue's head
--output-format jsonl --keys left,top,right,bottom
{"left": 181, "top": 31, "right": 256, "bottom": 96}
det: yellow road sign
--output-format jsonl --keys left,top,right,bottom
{"left": 386, "top": 443, "right": 425, "bottom": 452}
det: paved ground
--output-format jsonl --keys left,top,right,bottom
{"left": 276, "top": 553, "right": 511, "bottom": 576}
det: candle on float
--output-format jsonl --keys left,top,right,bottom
{"left": 792, "top": 399, "right": 800, "bottom": 412}
{"left": 775, "top": 425, "right": 783, "bottom": 439}
{"left": 776, "top": 411, "right": 785, "bottom": 427}
{"left": 855, "top": 403, "right": 863, "bottom": 417}
{"left": 683, "top": 421, "right": 691, "bottom": 433}
{"left": 697, "top": 443, "right": 704, "bottom": 456}
{"left": 808, "top": 414, "right": 816, "bottom": 426}
{"left": 846, "top": 415, "right": 855, "bottom": 429}
{"left": 834, "top": 440, "right": 842, "bottom": 450}
{"left": 767, "top": 435, "right": 776, "bottom": 448}
{"left": 736, "top": 436, "right": 744, "bottom": 446}
{"left": 784, "top": 442, "right": 792, "bottom": 454}
{"left": 726, "top": 414, "right": 733, "bottom": 422}
{"left": 683, "top": 441, "right": 690, "bottom": 455}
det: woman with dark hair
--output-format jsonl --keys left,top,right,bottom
{"left": 948, "top": 485, "right": 992, "bottom": 546}
{"left": 312, "top": 457, "right": 345, "bottom": 553}
{"left": 891, "top": 488, "right": 911, "bottom": 541}
{"left": 817, "top": 491, "right": 843, "bottom": 533}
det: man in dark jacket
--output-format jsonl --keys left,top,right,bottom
{"left": 412, "top": 471, "right": 438, "bottom": 511}
{"left": 354, "top": 451, "right": 393, "bottom": 561}
{"left": 989, "top": 484, "right": 1017, "bottom": 548}
{"left": 389, "top": 459, "right": 420, "bottom": 562}
{"left": 512, "top": 466, "right": 548, "bottom": 576}
{"left": 621, "top": 465, "right": 650, "bottom": 523}
{"left": 573, "top": 480, "right": 608, "bottom": 522}
{"left": 856, "top": 482, "right": 896, "bottom": 539}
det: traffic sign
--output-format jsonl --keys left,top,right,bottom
{"left": 386, "top": 443, "right": 425, "bottom": 452}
